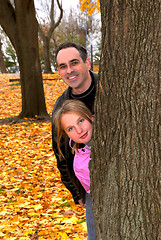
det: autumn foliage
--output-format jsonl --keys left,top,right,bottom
{"left": 0, "top": 73, "right": 87, "bottom": 239}
{"left": 79, "top": 0, "right": 100, "bottom": 15}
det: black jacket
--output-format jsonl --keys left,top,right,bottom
{"left": 52, "top": 71, "right": 98, "bottom": 203}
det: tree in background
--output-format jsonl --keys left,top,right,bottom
{"left": 0, "top": 27, "right": 19, "bottom": 73}
{"left": 35, "top": 1, "right": 101, "bottom": 71}
{"left": 52, "top": 3, "right": 101, "bottom": 68}
{"left": 4, "top": 38, "right": 18, "bottom": 72}
{"left": 36, "top": 0, "right": 63, "bottom": 73}
{"left": 92, "top": 38, "right": 101, "bottom": 65}
{"left": 53, "top": 8, "right": 85, "bottom": 46}
{"left": 0, "top": 0, "right": 49, "bottom": 119}
{"left": 0, "top": 27, "right": 8, "bottom": 73}
{"left": 0, "top": 39, "right": 7, "bottom": 73}
{"left": 89, "top": 0, "right": 160, "bottom": 239}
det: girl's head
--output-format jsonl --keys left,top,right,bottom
{"left": 54, "top": 100, "right": 93, "bottom": 155}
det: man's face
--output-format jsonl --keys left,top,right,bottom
{"left": 57, "top": 47, "right": 91, "bottom": 94}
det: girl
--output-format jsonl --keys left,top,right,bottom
{"left": 54, "top": 99, "right": 96, "bottom": 240}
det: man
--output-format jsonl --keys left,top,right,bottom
{"left": 52, "top": 42, "right": 98, "bottom": 206}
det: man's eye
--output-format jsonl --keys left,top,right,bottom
{"left": 59, "top": 65, "right": 66, "bottom": 70}
{"left": 72, "top": 61, "right": 79, "bottom": 66}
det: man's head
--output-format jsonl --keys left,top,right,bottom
{"left": 55, "top": 42, "right": 87, "bottom": 64}
{"left": 55, "top": 42, "right": 91, "bottom": 94}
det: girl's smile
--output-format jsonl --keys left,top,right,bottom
{"left": 80, "top": 132, "right": 88, "bottom": 139}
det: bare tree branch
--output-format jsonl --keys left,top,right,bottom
{"left": 37, "top": 0, "right": 63, "bottom": 73}
{"left": 48, "top": 0, "right": 63, "bottom": 39}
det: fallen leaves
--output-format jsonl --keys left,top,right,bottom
{"left": 0, "top": 73, "right": 87, "bottom": 239}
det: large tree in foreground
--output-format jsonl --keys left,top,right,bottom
{"left": 90, "top": 0, "right": 160, "bottom": 239}
{"left": 0, "top": 0, "right": 49, "bottom": 119}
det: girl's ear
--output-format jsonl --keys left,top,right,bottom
{"left": 92, "top": 115, "right": 94, "bottom": 122}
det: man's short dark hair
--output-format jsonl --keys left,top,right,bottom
{"left": 55, "top": 42, "right": 87, "bottom": 64}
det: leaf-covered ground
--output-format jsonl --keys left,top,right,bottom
{"left": 0, "top": 74, "right": 87, "bottom": 239}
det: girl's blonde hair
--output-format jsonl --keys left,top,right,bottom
{"left": 53, "top": 100, "right": 93, "bottom": 157}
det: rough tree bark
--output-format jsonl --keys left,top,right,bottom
{"left": 0, "top": 39, "right": 7, "bottom": 73}
{"left": 90, "top": 0, "right": 160, "bottom": 239}
{"left": 0, "top": 0, "right": 49, "bottom": 119}
{"left": 38, "top": 0, "right": 63, "bottom": 73}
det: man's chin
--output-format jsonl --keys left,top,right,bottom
{"left": 69, "top": 83, "right": 80, "bottom": 90}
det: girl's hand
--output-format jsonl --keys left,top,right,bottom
{"left": 78, "top": 199, "right": 86, "bottom": 208}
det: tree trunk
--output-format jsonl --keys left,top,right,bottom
{"left": 15, "top": 0, "right": 49, "bottom": 118}
{"left": 0, "top": 39, "right": 7, "bottom": 73}
{"left": 43, "top": 36, "right": 52, "bottom": 73}
{"left": 0, "top": 0, "right": 49, "bottom": 119}
{"left": 90, "top": 1, "right": 160, "bottom": 239}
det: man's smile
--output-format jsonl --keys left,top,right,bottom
{"left": 68, "top": 75, "right": 77, "bottom": 80}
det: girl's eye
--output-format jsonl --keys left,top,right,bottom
{"left": 68, "top": 127, "right": 73, "bottom": 132}
{"left": 79, "top": 119, "right": 84, "bottom": 124}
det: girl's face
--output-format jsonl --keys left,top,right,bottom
{"left": 61, "top": 112, "right": 93, "bottom": 145}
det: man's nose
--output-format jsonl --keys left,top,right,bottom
{"left": 66, "top": 65, "right": 73, "bottom": 73}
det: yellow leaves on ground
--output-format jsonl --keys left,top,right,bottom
{"left": 0, "top": 73, "right": 87, "bottom": 239}
{"left": 0, "top": 73, "right": 67, "bottom": 119}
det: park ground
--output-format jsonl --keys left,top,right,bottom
{"left": 0, "top": 73, "right": 88, "bottom": 240}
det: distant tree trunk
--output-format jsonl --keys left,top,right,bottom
{"left": 43, "top": 35, "right": 52, "bottom": 73}
{"left": 90, "top": 1, "right": 160, "bottom": 239}
{"left": 38, "top": 0, "right": 63, "bottom": 73}
{"left": 0, "top": 39, "right": 7, "bottom": 73}
{"left": 90, "top": 44, "right": 93, "bottom": 71}
{"left": 0, "top": 0, "right": 49, "bottom": 119}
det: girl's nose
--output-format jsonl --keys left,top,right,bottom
{"left": 76, "top": 126, "right": 83, "bottom": 134}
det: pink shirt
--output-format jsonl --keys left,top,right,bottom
{"left": 73, "top": 146, "right": 91, "bottom": 193}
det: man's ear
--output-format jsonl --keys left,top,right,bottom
{"left": 86, "top": 57, "right": 91, "bottom": 70}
